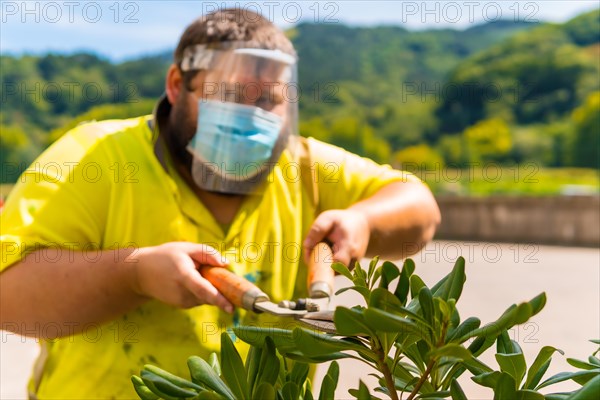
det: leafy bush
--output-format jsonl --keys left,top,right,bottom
{"left": 131, "top": 332, "right": 335, "bottom": 400}
{"left": 132, "top": 257, "right": 600, "bottom": 399}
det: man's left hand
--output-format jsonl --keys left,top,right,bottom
{"left": 303, "top": 209, "right": 370, "bottom": 268}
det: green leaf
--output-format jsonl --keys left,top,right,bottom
{"left": 291, "top": 327, "right": 374, "bottom": 359}
{"left": 141, "top": 370, "right": 198, "bottom": 399}
{"left": 392, "top": 362, "right": 417, "bottom": 384}
{"left": 543, "top": 393, "right": 571, "bottom": 400}
{"left": 528, "top": 293, "right": 546, "bottom": 316}
{"left": 461, "top": 357, "right": 494, "bottom": 375}
{"left": 131, "top": 375, "right": 160, "bottom": 400}
{"left": 367, "top": 293, "right": 407, "bottom": 353}
{"left": 434, "top": 297, "right": 452, "bottom": 325}
{"left": 568, "top": 374, "right": 600, "bottom": 400}
{"left": 458, "top": 294, "right": 547, "bottom": 342}
{"left": 233, "top": 326, "right": 297, "bottom": 353}
{"left": 326, "top": 361, "right": 340, "bottom": 388}
{"left": 255, "top": 337, "right": 280, "bottom": 390}
{"left": 589, "top": 356, "right": 600, "bottom": 366}
{"left": 289, "top": 362, "right": 309, "bottom": 387}
{"left": 332, "top": 262, "right": 353, "bottom": 281}
{"left": 281, "top": 381, "right": 300, "bottom": 400}
{"left": 394, "top": 259, "right": 415, "bottom": 305}
{"left": 468, "top": 335, "right": 496, "bottom": 358}
{"left": 514, "top": 390, "right": 545, "bottom": 400}
{"left": 429, "top": 274, "right": 450, "bottom": 297}
{"left": 449, "top": 306, "right": 460, "bottom": 330}
{"left": 527, "top": 360, "right": 551, "bottom": 391}
{"left": 573, "top": 370, "right": 600, "bottom": 386}
{"left": 496, "top": 353, "right": 527, "bottom": 386}
{"left": 391, "top": 375, "right": 421, "bottom": 392}
{"left": 305, "top": 379, "right": 314, "bottom": 400}
{"left": 139, "top": 378, "right": 178, "bottom": 400}
{"left": 252, "top": 382, "right": 276, "bottom": 400}
{"left": 334, "top": 307, "right": 374, "bottom": 336}
{"left": 447, "top": 317, "right": 481, "bottom": 342}
{"left": 428, "top": 344, "right": 472, "bottom": 361}
{"left": 447, "top": 257, "right": 466, "bottom": 302}
{"left": 188, "top": 356, "right": 235, "bottom": 400}
{"left": 371, "top": 268, "right": 383, "bottom": 289}
{"left": 363, "top": 308, "right": 428, "bottom": 341}
{"left": 380, "top": 301, "right": 431, "bottom": 327}
{"left": 536, "top": 370, "right": 600, "bottom": 390}
{"left": 143, "top": 365, "right": 204, "bottom": 391}
{"left": 418, "top": 340, "right": 432, "bottom": 366}
{"left": 319, "top": 375, "right": 336, "bottom": 400}
{"left": 524, "top": 346, "right": 563, "bottom": 389}
{"left": 497, "top": 331, "right": 518, "bottom": 354}
{"left": 352, "top": 260, "right": 366, "bottom": 279}
{"left": 220, "top": 332, "right": 249, "bottom": 400}
{"left": 450, "top": 380, "right": 468, "bottom": 400}
{"left": 196, "top": 392, "right": 227, "bottom": 400}
{"left": 419, "top": 286, "right": 435, "bottom": 327}
{"left": 367, "top": 256, "right": 379, "bottom": 282}
{"left": 335, "top": 286, "right": 372, "bottom": 302}
{"left": 357, "top": 380, "right": 372, "bottom": 400}
{"left": 418, "top": 391, "right": 451, "bottom": 398}
{"left": 209, "top": 353, "right": 222, "bottom": 376}
{"left": 402, "top": 342, "right": 427, "bottom": 374}
{"left": 421, "top": 260, "right": 461, "bottom": 303}
{"left": 567, "top": 358, "right": 599, "bottom": 370}
{"left": 409, "top": 275, "right": 427, "bottom": 299}
{"left": 245, "top": 346, "right": 260, "bottom": 395}
{"left": 284, "top": 351, "right": 352, "bottom": 364}
{"left": 370, "top": 288, "right": 403, "bottom": 312}
{"left": 379, "top": 261, "right": 400, "bottom": 289}
{"left": 493, "top": 373, "right": 517, "bottom": 400}
{"left": 472, "top": 371, "right": 502, "bottom": 388}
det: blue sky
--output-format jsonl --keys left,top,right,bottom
{"left": 1, "top": 1, "right": 598, "bottom": 61}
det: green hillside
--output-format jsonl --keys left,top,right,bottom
{"left": 1, "top": 10, "right": 599, "bottom": 185}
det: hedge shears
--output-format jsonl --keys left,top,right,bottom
{"left": 199, "top": 242, "right": 337, "bottom": 333}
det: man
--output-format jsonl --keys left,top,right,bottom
{"left": 0, "top": 8, "right": 440, "bottom": 399}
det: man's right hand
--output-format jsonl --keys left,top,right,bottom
{"left": 132, "top": 242, "right": 234, "bottom": 313}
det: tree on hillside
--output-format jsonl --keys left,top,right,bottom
{"left": 435, "top": 21, "right": 599, "bottom": 134}
{"left": 572, "top": 91, "right": 600, "bottom": 169}
{"left": 463, "top": 118, "right": 512, "bottom": 163}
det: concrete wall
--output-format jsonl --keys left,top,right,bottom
{"left": 435, "top": 195, "right": 600, "bottom": 247}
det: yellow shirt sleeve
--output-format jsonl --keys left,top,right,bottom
{"left": 305, "top": 137, "right": 422, "bottom": 212}
{"left": 0, "top": 121, "right": 120, "bottom": 272}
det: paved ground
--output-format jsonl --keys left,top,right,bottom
{"left": 2, "top": 241, "right": 599, "bottom": 399}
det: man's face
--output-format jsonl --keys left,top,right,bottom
{"left": 167, "top": 61, "right": 291, "bottom": 166}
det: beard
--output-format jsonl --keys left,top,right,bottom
{"left": 162, "top": 95, "right": 196, "bottom": 173}
{"left": 161, "top": 97, "right": 243, "bottom": 198}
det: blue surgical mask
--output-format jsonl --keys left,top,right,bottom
{"left": 187, "top": 100, "right": 283, "bottom": 179}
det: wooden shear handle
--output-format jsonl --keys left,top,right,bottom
{"left": 307, "top": 242, "right": 335, "bottom": 298}
{"left": 199, "top": 242, "right": 335, "bottom": 311}
{"left": 198, "top": 266, "right": 268, "bottom": 311}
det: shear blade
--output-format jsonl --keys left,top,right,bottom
{"left": 254, "top": 301, "right": 307, "bottom": 316}
{"left": 299, "top": 310, "right": 334, "bottom": 321}
{"left": 298, "top": 318, "right": 337, "bottom": 334}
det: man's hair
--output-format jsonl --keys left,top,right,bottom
{"left": 174, "top": 8, "right": 296, "bottom": 72}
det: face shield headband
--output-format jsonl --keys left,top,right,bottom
{"left": 179, "top": 42, "right": 299, "bottom": 195}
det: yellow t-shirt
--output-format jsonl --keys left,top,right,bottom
{"left": 0, "top": 115, "right": 419, "bottom": 399}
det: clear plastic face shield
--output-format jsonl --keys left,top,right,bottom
{"left": 180, "top": 42, "right": 299, "bottom": 195}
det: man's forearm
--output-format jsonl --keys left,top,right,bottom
{"left": 350, "top": 181, "right": 441, "bottom": 259}
{"left": 0, "top": 248, "right": 146, "bottom": 339}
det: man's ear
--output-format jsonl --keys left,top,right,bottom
{"left": 165, "top": 64, "right": 183, "bottom": 104}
